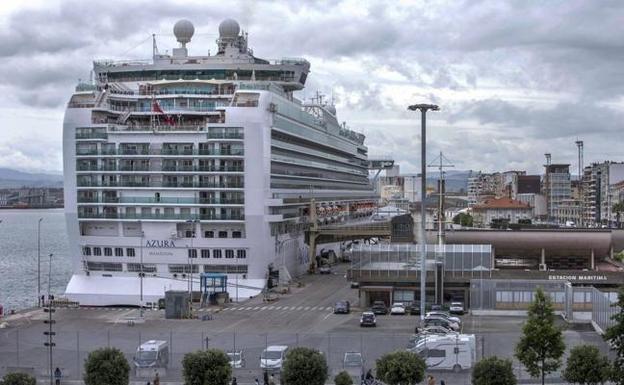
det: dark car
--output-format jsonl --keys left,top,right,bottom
{"left": 334, "top": 301, "right": 351, "bottom": 314}
{"left": 360, "top": 312, "right": 376, "bottom": 327}
{"left": 430, "top": 304, "right": 443, "bottom": 311}
{"left": 371, "top": 301, "right": 388, "bottom": 315}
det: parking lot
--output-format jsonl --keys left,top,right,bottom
{"left": 0, "top": 264, "right": 614, "bottom": 384}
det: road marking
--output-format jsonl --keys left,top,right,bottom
{"left": 267, "top": 306, "right": 275, "bottom": 310}
{"left": 274, "top": 306, "right": 282, "bottom": 310}
{"left": 323, "top": 312, "right": 332, "bottom": 320}
{"left": 304, "top": 306, "right": 310, "bottom": 310}
{"left": 325, "top": 307, "right": 332, "bottom": 311}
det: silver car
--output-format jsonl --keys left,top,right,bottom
{"left": 343, "top": 352, "right": 364, "bottom": 384}
{"left": 227, "top": 350, "right": 245, "bottom": 368}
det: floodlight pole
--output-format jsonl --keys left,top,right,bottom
{"left": 408, "top": 103, "right": 439, "bottom": 320}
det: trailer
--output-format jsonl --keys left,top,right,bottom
{"left": 409, "top": 334, "right": 475, "bottom": 372}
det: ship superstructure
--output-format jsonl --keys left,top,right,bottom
{"left": 63, "top": 19, "right": 377, "bottom": 305}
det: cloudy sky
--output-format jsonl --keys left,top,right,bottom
{"left": 1, "top": 0, "right": 623, "bottom": 175}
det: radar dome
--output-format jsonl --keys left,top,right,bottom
{"left": 174, "top": 19, "right": 195, "bottom": 46}
{"left": 327, "top": 105, "right": 337, "bottom": 116}
{"left": 219, "top": 18, "right": 240, "bottom": 38}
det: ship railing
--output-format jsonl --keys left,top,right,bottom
{"left": 78, "top": 212, "right": 245, "bottom": 221}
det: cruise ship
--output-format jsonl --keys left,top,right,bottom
{"left": 63, "top": 19, "right": 377, "bottom": 306}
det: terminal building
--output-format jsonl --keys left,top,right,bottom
{"left": 342, "top": 215, "right": 624, "bottom": 309}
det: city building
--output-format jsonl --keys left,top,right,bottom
{"left": 582, "top": 162, "right": 624, "bottom": 227}
{"left": 403, "top": 174, "right": 422, "bottom": 203}
{"left": 471, "top": 197, "right": 533, "bottom": 227}
{"left": 62, "top": 19, "right": 377, "bottom": 306}
{"left": 543, "top": 164, "right": 571, "bottom": 221}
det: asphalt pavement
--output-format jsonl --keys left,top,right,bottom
{"left": 0, "top": 263, "right": 615, "bottom": 385}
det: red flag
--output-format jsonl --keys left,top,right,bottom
{"left": 152, "top": 101, "right": 175, "bottom": 126}
{"left": 152, "top": 101, "right": 165, "bottom": 114}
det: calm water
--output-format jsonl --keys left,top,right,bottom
{"left": 0, "top": 209, "right": 71, "bottom": 312}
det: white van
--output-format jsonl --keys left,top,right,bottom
{"left": 260, "top": 345, "right": 289, "bottom": 372}
{"left": 411, "top": 334, "right": 475, "bottom": 372}
{"left": 133, "top": 340, "right": 169, "bottom": 368}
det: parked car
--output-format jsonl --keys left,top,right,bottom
{"left": 227, "top": 350, "right": 245, "bottom": 368}
{"left": 409, "top": 302, "right": 421, "bottom": 315}
{"left": 414, "top": 325, "right": 456, "bottom": 335}
{"left": 430, "top": 304, "right": 443, "bottom": 311}
{"left": 426, "top": 311, "right": 462, "bottom": 325}
{"left": 449, "top": 302, "right": 465, "bottom": 315}
{"left": 371, "top": 301, "right": 388, "bottom": 315}
{"left": 424, "top": 316, "right": 461, "bottom": 332}
{"left": 319, "top": 265, "right": 331, "bottom": 274}
{"left": 360, "top": 312, "right": 377, "bottom": 327}
{"left": 334, "top": 301, "right": 351, "bottom": 314}
{"left": 343, "top": 352, "right": 365, "bottom": 384}
{"left": 260, "top": 345, "right": 289, "bottom": 372}
{"left": 390, "top": 303, "right": 406, "bottom": 315}
{"left": 350, "top": 281, "right": 360, "bottom": 289}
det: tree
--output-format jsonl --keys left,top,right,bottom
{"left": 182, "top": 349, "right": 231, "bottom": 385}
{"left": 562, "top": 345, "right": 611, "bottom": 385}
{"left": 83, "top": 347, "right": 130, "bottom": 385}
{"left": 0, "top": 373, "right": 36, "bottom": 385}
{"left": 604, "top": 286, "right": 624, "bottom": 385}
{"left": 281, "top": 347, "right": 327, "bottom": 385}
{"left": 514, "top": 287, "right": 565, "bottom": 385}
{"left": 453, "top": 212, "right": 473, "bottom": 227}
{"left": 472, "top": 356, "right": 516, "bottom": 385}
{"left": 334, "top": 371, "right": 354, "bottom": 385}
{"left": 375, "top": 351, "right": 426, "bottom": 385}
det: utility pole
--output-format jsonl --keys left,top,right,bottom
{"left": 43, "top": 253, "right": 55, "bottom": 385}
{"left": 408, "top": 103, "right": 440, "bottom": 319}
{"left": 37, "top": 218, "right": 43, "bottom": 307}
{"left": 544, "top": 153, "right": 552, "bottom": 221}
{"left": 576, "top": 140, "right": 584, "bottom": 227}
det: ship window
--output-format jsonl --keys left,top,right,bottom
{"left": 213, "top": 250, "right": 222, "bottom": 258}
{"left": 115, "top": 247, "right": 123, "bottom": 257}
{"left": 93, "top": 247, "right": 102, "bottom": 256}
{"left": 237, "top": 250, "right": 246, "bottom": 259}
{"left": 201, "top": 249, "right": 210, "bottom": 258}
{"left": 204, "top": 231, "right": 214, "bottom": 238}
{"left": 218, "top": 231, "right": 228, "bottom": 238}
{"left": 232, "top": 231, "right": 242, "bottom": 238}
{"left": 225, "top": 249, "right": 234, "bottom": 259}
{"left": 127, "top": 263, "right": 157, "bottom": 273}
{"left": 104, "top": 247, "right": 112, "bottom": 257}
{"left": 188, "top": 249, "right": 197, "bottom": 258}
{"left": 126, "top": 248, "right": 136, "bottom": 257}
{"left": 83, "top": 247, "right": 91, "bottom": 256}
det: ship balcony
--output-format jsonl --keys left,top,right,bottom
{"left": 76, "top": 148, "right": 244, "bottom": 157}
{"left": 77, "top": 179, "right": 244, "bottom": 189}
{"left": 77, "top": 196, "right": 244, "bottom": 205}
{"left": 206, "top": 131, "right": 244, "bottom": 140}
{"left": 77, "top": 212, "right": 245, "bottom": 221}
{"left": 162, "top": 165, "right": 243, "bottom": 172}
{"left": 76, "top": 132, "right": 108, "bottom": 140}
{"left": 107, "top": 124, "right": 207, "bottom": 132}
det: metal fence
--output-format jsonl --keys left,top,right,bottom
{"left": 591, "top": 287, "right": 620, "bottom": 333}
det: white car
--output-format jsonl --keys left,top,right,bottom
{"left": 390, "top": 303, "right": 406, "bottom": 315}
{"left": 449, "top": 302, "right": 465, "bottom": 315}
{"left": 260, "top": 345, "right": 289, "bottom": 372}
{"left": 227, "top": 350, "right": 244, "bottom": 368}
{"left": 426, "top": 311, "right": 462, "bottom": 325}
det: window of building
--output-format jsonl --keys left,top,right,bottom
{"left": 93, "top": 247, "right": 102, "bottom": 256}
{"left": 127, "top": 263, "right": 157, "bottom": 273}
{"left": 225, "top": 249, "right": 234, "bottom": 259}
{"left": 201, "top": 249, "right": 210, "bottom": 258}
{"left": 188, "top": 249, "right": 197, "bottom": 258}
{"left": 83, "top": 247, "right": 91, "bottom": 256}
{"left": 114, "top": 247, "right": 123, "bottom": 257}
{"left": 204, "top": 230, "right": 214, "bottom": 238}
{"left": 218, "top": 231, "right": 228, "bottom": 238}
{"left": 213, "top": 249, "right": 222, "bottom": 258}
{"left": 104, "top": 247, "right": 112, "bottom": 257}
{"left": 126, "top": 248, "right": 136, "bottom": 257}
{"left": 168, "top": 264, "right": 199, "bottom": 274}
{"left": 232, "top": 231, "right": 242, "bottom": 238}
{"left": 236, "top": 250, "right": 246, "bottom": 259}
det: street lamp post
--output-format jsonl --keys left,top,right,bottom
{"left": 38, "top": 218, "right": 43, "bottom": 307}
{"left": 186, "top": 218, "right": 199, "bottom": 311}
{"left": 408, "top": 103, "right": 439, "bottom": 319}
{"left": 139, "top": 220, "right": 144, "bottom": 317}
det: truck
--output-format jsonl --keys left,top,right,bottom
{"left": 409, "top": 334, "right": 475, "bottom": 372}
{"left": 133, "top": 340, "right": 169, "bottom": 368}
